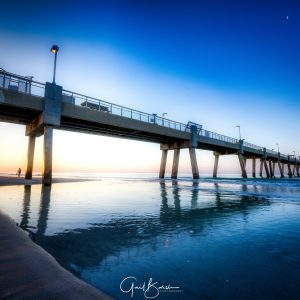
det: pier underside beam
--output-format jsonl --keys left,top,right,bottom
{"left": 42, "top": 126, "right": 53, "bottom": 185}
{"left": 25, "top": 135, "right": 36, "bottom": 180}
{"left": 213, "top": 153, "right": 219, "bottom": 178}
{"left": 159, "top": 150, "right": 168, "bottom": 179}
{"left": 171, "top": 148, "right": 180, "bottom": 179}
{"left": 189, "top": 148, "right": 199, "bottom": 179}
{"left": 252, "top": 158, "right": 256, "bottom": 178}
{"left": 238, "top": 153, "right": 247, "bottom": 178}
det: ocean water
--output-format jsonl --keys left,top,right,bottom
{"left": 0, "top": 174, "right": 300, "bottom": 300}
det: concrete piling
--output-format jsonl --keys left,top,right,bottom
{"left": 189, "top": 147, "right": 199, "bottom": 179}
{"left": 213, "top": 153, "right": 219, "bottom": 178}
{"left": 25, "top": 135, "right": 36, "bottom": 180}
{"left": 42, "top": 126, "right": 53, "bottom": 185}
{"left": 171, "top": 148, "right": 180, "bottom": 179}
{"left": 159, "top": 150, "right": 168, "bottom": 179}
{"left": 238, "top": 153, "right": 247, "bottom": 178}
{"left": 252, "top": 158, "right": 256, "bottom": 178}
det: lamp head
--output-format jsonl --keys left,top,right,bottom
{"left": 50, "top": 45, "right": 59, "bottom": 54}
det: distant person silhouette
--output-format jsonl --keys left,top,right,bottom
{"left": 17, "top": 168, "right": 21, "bottom": 177}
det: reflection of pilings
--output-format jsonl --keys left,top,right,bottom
{"left": 191, "top": 181, "right": 199, "bottom": 209}
{"left": 160, "top": 182, "right": 168, "bottom": 211}
{"left": 20, "top": 186, "right": 32, "bottom": 229}
{"left": 172, "top": 181, "right": 181, "bottom": 216}
{"left": 36, "top": 185, "right": 51, "bottom": 236}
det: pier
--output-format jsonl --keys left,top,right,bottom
{"left": 0, "top": 69, "right": 299, "bottom": 185}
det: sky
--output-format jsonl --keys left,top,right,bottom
{"left": 0, "top": 0, "right": 299, "bottom": 175}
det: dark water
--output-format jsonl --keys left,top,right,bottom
{"left": 0, "top": 176, "right": 300, "bottom": 300}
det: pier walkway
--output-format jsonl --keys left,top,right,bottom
{"left": 0, "top": 69, "right": 299, "bottom": 184}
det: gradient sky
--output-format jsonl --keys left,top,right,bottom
{"left": 0, "top": 0, "right": 299, "bottom": 174}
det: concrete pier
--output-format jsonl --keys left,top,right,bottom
{"left": 252, "top": 158, "right": 256, "bottom": 178}
{"left": 189, "top": 148, "right": 199, "bottom": 179}
{"left": 159, "top": 149, "right": 168, "bottom": 179}
{"left": 43, "top": 126, "right": 53, "bottom": 185}
{"left": 259, "top": 159, "right": 263, "bottom": 177}
{"left": 25, "top": 135, "right": 36, "bottom": 180}
{"left": 263, "top": 159, "right": 270, "bottom": 178}
{"left": 0, "top": 210, "right": 112, "bottom": 300}
{"left": 288, "top": 162, "right": 293, "bottom": 178}
{"left": 213, "top": 153, "right": 219, "bottom": 178}
{"left": 171, "top": 148, "right": 180, "bottom": 179}
{"left": 278, "top": 162, "right": 284, "bottom": 178}
{"left": 269, "top": 160, "right": 274, "bottom": 178}
{"left": 238, "top": 153, "right": 247, "bottom": 178}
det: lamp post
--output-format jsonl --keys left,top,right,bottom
{"left": 235, "top": 125, "right": 241, "bottom": 140}
{"left": 275, "top": 143, "right": 279, "bottom": 153}
{"left": 50, "top": 45, "right": 59, "bottom": 83}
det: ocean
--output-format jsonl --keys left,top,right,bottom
{"left": 0, "top": 173, "right": 299, "bottom": 300}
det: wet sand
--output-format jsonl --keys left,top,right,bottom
{"left": 0, "top": 210, "right": 113, "bottom": 299}
{"left": 0, "top": 175, "right": 97, "bottom": 186}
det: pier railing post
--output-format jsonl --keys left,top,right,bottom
{"left": 25, "top": 135, "right": 36, "bottom": 180}
{"left": 159, "top": 149, "right": 168, "bottom": 179}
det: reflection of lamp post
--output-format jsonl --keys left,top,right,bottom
{"left": 235, "top": 125, "right": 241, "bottom": 140}
{"left": 50, "top": 45, "right": 59, "bottom": 83}
{"left": 275, "top": 143, "right": 279, "bottom": 153}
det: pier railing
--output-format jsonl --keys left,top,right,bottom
{"left": 0, "top": 69, "right": 296, "bottom": 161}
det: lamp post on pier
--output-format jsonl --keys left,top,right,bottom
{"left": 275, "top": 143, "right": 280, "bottom": 153}
{"left": 50, "top": 45, "right": 59, "bottom": 84}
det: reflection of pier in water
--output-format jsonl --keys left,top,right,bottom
{"left": 18, "top": 181, "right": 272, "bottom": 272}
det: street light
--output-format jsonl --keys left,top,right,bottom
{"left": 275, "top": 143, "right": 279, "bottom": 152}
{"left": 50, "top": 45, "right": 59, "bottom": 83}
{"left": 235, "top": 125, "right": 241, "bottom": 140}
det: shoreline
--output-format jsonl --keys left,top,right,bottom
{"left": 0, "top": 175, "right": 98, "bottom": 186}
{"left": 0, "top": 210, "right": 113, "bottom": 299}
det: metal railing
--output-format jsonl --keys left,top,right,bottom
{"left": 0, "top": 68, "right": 45, "bottom": 97}
{"left": 0, "top": 69, "right": 297, "bottom": 161}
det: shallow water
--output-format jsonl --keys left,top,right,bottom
{"left": 0, "top": 175, "right": 300, "bottom": 300}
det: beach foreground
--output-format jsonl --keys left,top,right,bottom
{"left": 0, "top": 210, "right": 113, "bottom": 300}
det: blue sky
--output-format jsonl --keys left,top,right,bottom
{"left": 0, "top": 0, "right": 299, "bottom": 174}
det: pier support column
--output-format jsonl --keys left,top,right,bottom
{"left": 278, "top": 162, "right": 284, "bottom": 178}
{"left": 259, "top": 159, "right": 263, "bottom": 177}
{"left": 269, "top": 161, "right": 274, "bottom": 178}
{"left": 213, "top": 153, "right": 219, "bottom": 178}
{"left": 42, "top": 126, "right": 53, "bottom": 185}
{"left": 263, "top": 160, "right": 270, "bottom": 178}
{"left": 252, "top": 158, "right": 256, "bottom": 178}
{"left": 171, "top": 148, "right": 180, "bottom": 179}
{"left": 272, "top": 161, "right": 276, "bottom": 177}
{"left": 287, "top": 163, "right": 292, "bottom": 178}
{"left": 297, "top": 165, "right": 300, "bottom": 177}
{"left": 25, "top": 135, "right": 36, "bottom": 180}
{"left": 238, "top": 153, "right": 247, "bottom": 178}
{"left": 189, "top": 148, "right": 199, "bottom": 179}
{"left": 292, "top": 165, "right": 296, "bottom": 176}
{"left": 159, "top": 150, "right": 168, "bottom": 179}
